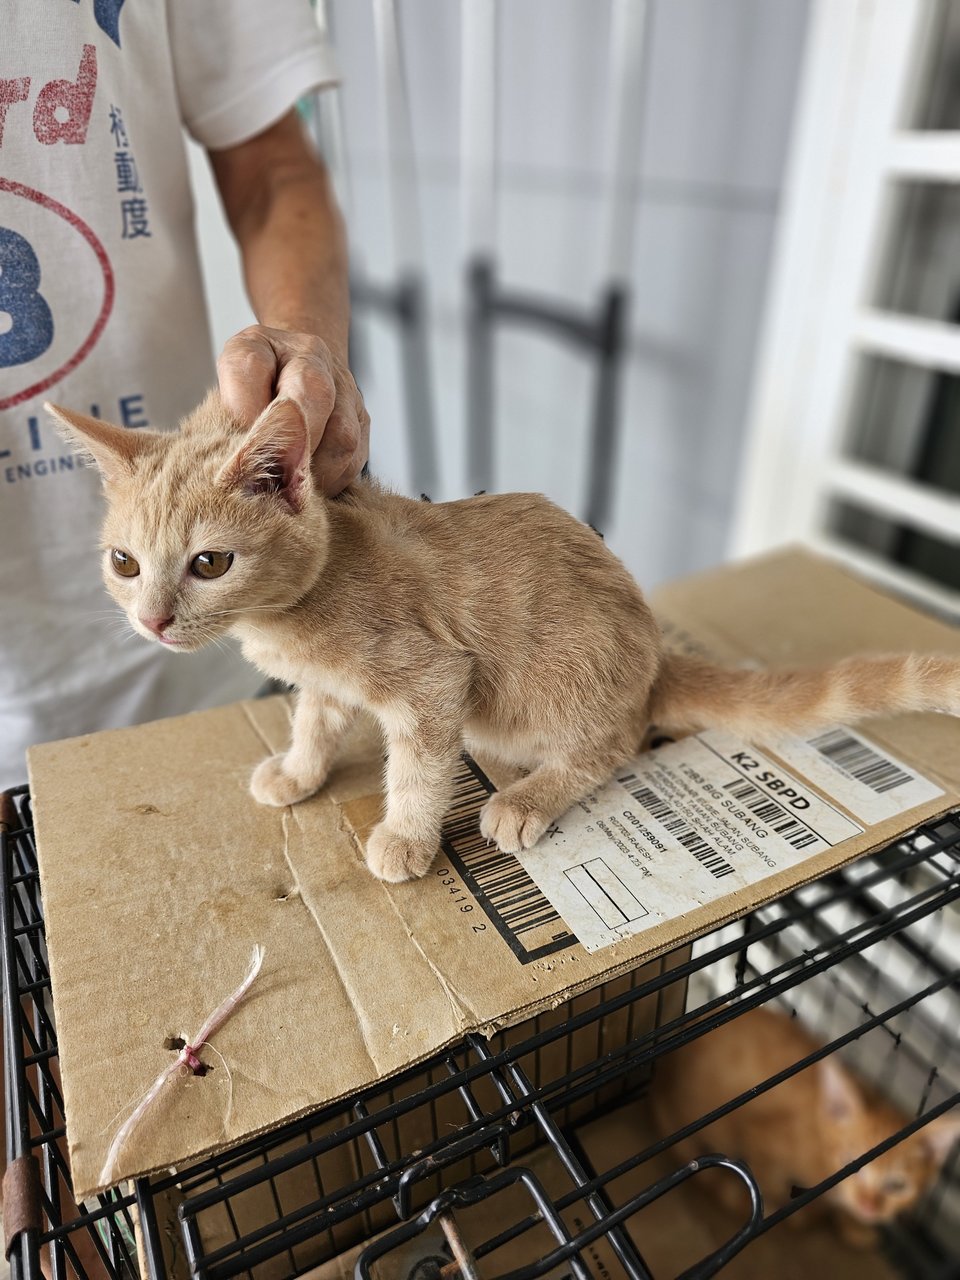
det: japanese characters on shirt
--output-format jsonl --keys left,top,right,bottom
{"left": 2, "top": 7, "right": 154, "bottom": 485}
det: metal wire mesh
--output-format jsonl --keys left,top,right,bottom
{"left": 2, "top": 786, "right": 958, "bottom": 1280}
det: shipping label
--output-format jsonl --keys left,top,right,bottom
{"left": 511, "top": 731, "right": 864, "bottom": 953}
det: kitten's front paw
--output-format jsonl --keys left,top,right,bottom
{"left": 479, "top": 792, "right": 551, "bottom": 853}
{"left": 250, "top": 755, "right": 322, "bottom": 807}
{"left": 365, "top": 825, "right": 437, "bottom": 882}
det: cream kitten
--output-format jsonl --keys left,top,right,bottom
{"left": 48, "top": 394, "right": 960, "bottom": 882}
{"left": 651, "top": 1007, "right": 960, "bottom": 1246}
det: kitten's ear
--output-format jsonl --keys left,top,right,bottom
{"left": 818, "top": 1055, "right": 862, "bottom": 1122}
{"left": 218, "top": 399, "right": 311, "bottom": 512}
{"left": 45, "top": 403, "right": 156, "bottom": 483}
{"left": 922, "top": 1113, "right": 960, "bottom": 1168}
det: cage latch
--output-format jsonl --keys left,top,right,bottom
{"left": 2, "top": 1154, "right": 43, "bottom": 1258}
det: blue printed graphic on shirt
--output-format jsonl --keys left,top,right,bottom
{"left": 68, "top": 0, "right": 127, "bottom": 49}
{"left": 0, "top": 228, "right": 54, "bottom": 368}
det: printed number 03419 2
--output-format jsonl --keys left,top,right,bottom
{"left": 434, "top": 866, "right": 486, "bottom": 932}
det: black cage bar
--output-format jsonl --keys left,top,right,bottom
{"left": 2, "top": 785, "right": 958, "bottom": 1280}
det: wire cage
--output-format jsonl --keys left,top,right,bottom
{"left": 2, "top": 784, "right": 959, "bottom": 1280}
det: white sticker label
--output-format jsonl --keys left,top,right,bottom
{"left": 762, "top": 725, "right": 944, "bottom": 825}
{"left": 516, "top": 730, "right": 863, "bottom": 953}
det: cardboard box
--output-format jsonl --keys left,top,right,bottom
{"left": 139, "top": 961, "right": 677, "bottom": 1280}
{"left": 26, "top": 549, "right": 960, "bottom": 1200}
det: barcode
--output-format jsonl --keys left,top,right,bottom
{"left": 618, "top": 774, "right": 736, "bottom": 880}
{"left": 721, "top": 778, "right": 819, "bottom": 850}
{"left": 441, "top": 758, "right": 576, "bottom": 964}
{"left": 808, "top": 728, "right": 915, "bottom": 795}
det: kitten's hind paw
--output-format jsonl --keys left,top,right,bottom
{"left": 366, "top": 825, "right": 437, "bottom": 882}
{"left": 250, "top": 755, "right": 323, "bottom": 807}
{"left": 479, "top": 792, "right": 551, "bottom": 853}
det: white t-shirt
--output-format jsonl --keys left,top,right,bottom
{"left": 0, "top": 1, "right": 338, "bottom": 788}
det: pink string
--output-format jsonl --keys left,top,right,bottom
{"left": 181, "top": 1046, "right": 204, "bottom": 1073}
{"left": 99, "top": 945, "right": 265, "bottom": 1187}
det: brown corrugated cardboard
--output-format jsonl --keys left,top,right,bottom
{"left": 27, "top": 548, "right": 960, "bottom": 1199}
{"left": 138, "top": 961, "right": 679, "bottom": 1280}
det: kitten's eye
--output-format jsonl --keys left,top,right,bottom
{"left": 190, "top": 551, "right": 234, "bottom": 580}
{"left": 883, "top": 1176, "right": 908, "bottom": 1193}
{"left": 111, "top": 549, "right": 140, "bottom": 578}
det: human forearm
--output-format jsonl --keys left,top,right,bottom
{"left": 210, "top": 111, "right": 368, "bottom": 494}
{"left": 227, "top": 152, "right": 350, "bottom": 362}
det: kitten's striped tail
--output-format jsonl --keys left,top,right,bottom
{"left": 648, "top": 652, "right": 960, "bottom": 738}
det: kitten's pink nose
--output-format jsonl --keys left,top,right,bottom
{"left": 140, "top": 613, "right": 175, "bottom": 636}
{"left": 855, "top": 1191, "right": 882, "bottom": 1220}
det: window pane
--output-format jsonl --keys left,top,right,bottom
{"left": 910, "top": 0, "right": 960, "bottom": 129}
{"left": 829, "top": 501, "right": 960, "bottom": 593}
{"left": 845, "top": 355, "right": 960, "bottom": 499}
{"left": 874, "top": 183, "right": 960, "bottom": 323}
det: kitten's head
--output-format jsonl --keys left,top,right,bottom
{"left": 818, "top": 1056, "right": 960, "bottom": 1226}
{"left": 47, "top": 391, "right": 328, "bottom": 652}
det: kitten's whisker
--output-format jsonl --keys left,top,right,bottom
{"left": 194, "top": 627, "right": 234, "bottom": 658}
{"left": 205, "top": 605, "right": 289, "bottom": 620}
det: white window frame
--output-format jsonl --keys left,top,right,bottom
{"left": 731, "top": 0, "right": 960, "bottom": 618}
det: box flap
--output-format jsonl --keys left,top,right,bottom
{"left": 27, "top": 548, "right": 960, "bottom": 1198}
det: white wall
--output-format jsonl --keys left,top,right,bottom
{"left": 190, "top": 0, "right": 810, "bottom": 589}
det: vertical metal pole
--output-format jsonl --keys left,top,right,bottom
{"left": 586, "top": 285, "right": 629, "bottom": 533}
{"left": 134, "top": 1181, "right": 168, "bottom": 1280}
{"left": 308, "top": 2, "right": 371, "bottom": 386}
{"left": 462, "top": 0, "right": 498, "bottom": 494}
{"left": 372, "top": 0, "right": 439, "bottom": 494}
{"left": 462, "top": 0, "right": 498, "bottom": 259}
{"left": 372, "top": 0, "right": 423, "bottom": 278}
{"left": 1, "top": 798, "right": 43, "bottom": 1280}
{"left": 466, "top": 259, "right": 495, "bottom": 494}
{"left": 308, "top": 1, "right": 352, "bottom": 219}
{"left": 587, "top": 0, "right": 647, "bottom": 532}
{"left": 601, "top": 0, "right": 647, "bottom": 284}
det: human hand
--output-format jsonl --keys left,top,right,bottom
{"left": 218, "top": 325, "right": 369, "bottom": 496}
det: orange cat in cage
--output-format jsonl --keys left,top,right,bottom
{"left": 651, "top": 1007, "right": 960, "bottom": 1246}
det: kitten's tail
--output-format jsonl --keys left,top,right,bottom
{"left": 648, "top": 652, "right": 960, "bottom": 738}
